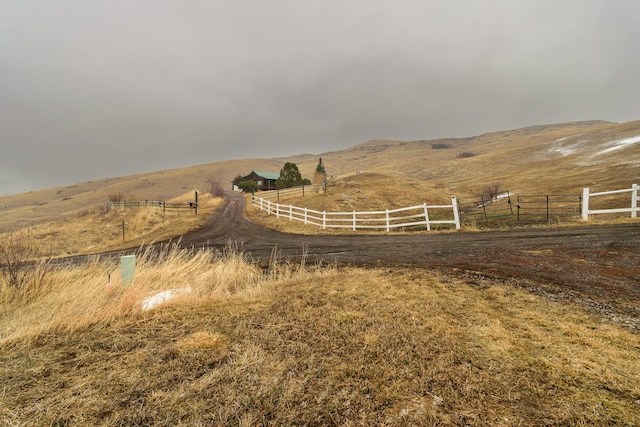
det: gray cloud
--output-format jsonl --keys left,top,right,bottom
{"left": 1, "top": 0, "right": 639, "bottom": 194}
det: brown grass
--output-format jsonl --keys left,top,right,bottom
{"left": 1, "top": 247, "right": 639, "bottom": 425}
{"left": 0, "top": 192, "right": 221, "bottom": 258}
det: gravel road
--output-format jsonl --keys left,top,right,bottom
{"left": 180, "top": 192, "right": 640, "bottom": 330}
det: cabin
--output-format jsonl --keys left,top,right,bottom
{"left": 240, "top": 170, "right": 280, "bottom": 191}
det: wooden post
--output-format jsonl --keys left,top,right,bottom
{"left": 581, "top": 188, "right": 590, "bottom": 220}
{"left": 121, "top": 219, "right": 125, "bottom": 241}
{"left": 386, "top": 209, "right": 390, "bottom": 232}
{"left": 452, "top": 195, "right": 461, "bottom": 230}
{"left": 423, "top": 203, "right": 430, "bottom": 231}
{"left": 481, "top": 194, "right": 488, "bottom": 219}
{"left": 632, "top": 184, "right": 638, "bottom": 218}
{"left": 546, "top": 195, "right": 550, "bottom": 223}
{"left": 353, "top": 210, "right": 356, "bottom": 231}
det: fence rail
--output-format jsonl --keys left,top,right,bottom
{"left": 107, "top": 200, "right": 197, "bottom": 213}
{"left": 581, "top": 184, "right": 639, "bottom": 220}
{"left": 256, "top": 184, "right": 324, "bottom": 202}
{"left": 252, "top": 195, "right": 460, "bottom": 231}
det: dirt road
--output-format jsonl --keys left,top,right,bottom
{"left": 181, "top": 192, "right": 640, "bottom": 330}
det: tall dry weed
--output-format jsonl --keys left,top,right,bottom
{"left": 0, "top": 243, "right": 324, "bottom": 344}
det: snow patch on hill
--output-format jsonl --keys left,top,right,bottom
{"left": 548, "top": 134, "right": 587, "bottom": 157}
{"left": 593, "top": 135, "right": 640, "bottom": 156}
{"left": 549, "top": 134, "right": 640, "bottom": 159}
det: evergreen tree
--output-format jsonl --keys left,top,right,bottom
{"left": 276, "top": 162, "right": 303, "bottom": 189}
{"left": 315, "top": 157, "right": 326, "bottom": 175}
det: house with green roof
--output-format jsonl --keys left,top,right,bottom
{"left": 240, "top": 170, "right": 280, "bottom": 191}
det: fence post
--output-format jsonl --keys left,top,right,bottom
{"left": 386, "top": 209, "right": 390, "bottom": 232}
{"left": 304, "top": 207, "right": 308, "bottom": 224}
{"left": 423, "top": 203, "right": 431, "bottom": 231}
{"left": 353, "top": 210, "right": 356, "bottom": 231}
{"left": 323, "top": 211, "right": 326, "bottom": 230}
{"left": 546, "top": 195, "right": 550, "bottom": 223}
{"left": 481, "top": 195, "right": 488, "bottom": 219}
{"left": 632, "top": 184, "right": 638, "bottom": 218}
{"left": 289, "top": 204, "right": 293, "bottom": 221}
{"left": 452, "top": 195, "right": 461, "bottom": 230}
{"left": 581, "top": 188, "right": 590, "bottom": 220}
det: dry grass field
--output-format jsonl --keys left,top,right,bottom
{"left": 25, "top": 192, "right": 222, "bottom": 257}
{"left": 1, "top": 120, "right": 640, "bottom": 425}
{"left": 1, "top": 246, "right": 639, "bottom": 425}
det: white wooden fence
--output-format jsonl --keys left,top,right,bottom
{"left": 252, "top": 195, "right": 461, "bottom": 231}
{"left": 581, "top": 184, "right": 639, "bottom": 220}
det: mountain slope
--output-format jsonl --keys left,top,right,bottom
{"left": 1, "top": 119, "right": 638, "bottom": 232}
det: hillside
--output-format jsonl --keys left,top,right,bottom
{"left": 1, "top": 119, "right": 639, "bottom": 232}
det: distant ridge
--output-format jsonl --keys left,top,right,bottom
{"left": 1, "top": 119, "right": 638, "bottom": 232}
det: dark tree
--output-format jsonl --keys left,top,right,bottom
{"left": 276, "top": 162, "right": 303, "bottom": 189}
{"left": 315, "top": 157, "right": 326, "bottom": 174}
{"left": 232, "top": 175, "right": 243, "bottom": 186}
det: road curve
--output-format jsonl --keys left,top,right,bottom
{"left": 180, "top": 192, "right": 640, "bottom": 328}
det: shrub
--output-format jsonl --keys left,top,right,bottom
{"left": 457, "top": 152, "right": 476, "bottom": 158}
{"left": 108, "top": 192, "right": 123, "bottom": 202}
{"left": 0, "top": 229, "right": 54, "bottom": 300}
{"left": 237, "top": 180, "right": 259, "bottom": 193}
{"left": 431, "top": 143, "right": 452, "bottom": 149}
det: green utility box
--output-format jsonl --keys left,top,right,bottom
{"left": 120, "top": 255, "right": 136, "bottom": 286}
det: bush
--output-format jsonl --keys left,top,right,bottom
{"left": 237, "top": 180, "right": 258, "bottom": 193}
{"left": 431, "top": 143, "right": 452, "bottom": 149}
{"left": 0, "top": 229, "right": 53, "bottom": 299}
{"left": 108, "top": 192, "right": 123, "bottom": 202}
{"left": 457, "top": 152, "right": 476, "bottom": 158}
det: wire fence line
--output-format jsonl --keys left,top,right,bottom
{"left": 107, "top": 200, "right": 198, "bottom": 215}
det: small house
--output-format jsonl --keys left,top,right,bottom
{"left": 240, "top": 170, "right": 280, "bottom": 191}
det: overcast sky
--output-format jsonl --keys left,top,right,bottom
{"left": 1, "top": 1, "right": 639, "bottom": 194}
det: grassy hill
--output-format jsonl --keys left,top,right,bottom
{"left": 2, "top": 119, "right": 639, "bottom": 233}
{"left": 1, "top": 120, "right": 640, "bottom": 424}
